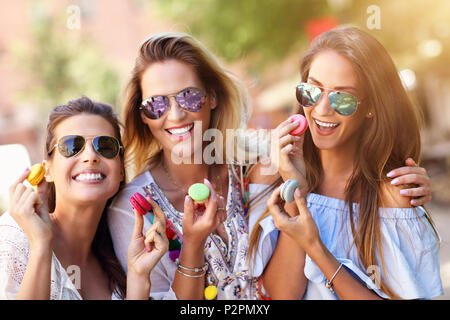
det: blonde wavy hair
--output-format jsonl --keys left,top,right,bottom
{"left": 121, "top": 32, "right": 251, "bottom": 181}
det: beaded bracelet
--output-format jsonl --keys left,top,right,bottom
{"left": 325, "top": 263, "right": 343, "bottom": 292}
{"left": 175, "top": 259, "right": 209, "bottom": 273}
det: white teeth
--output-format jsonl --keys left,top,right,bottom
{"left": 315, "top": 119, "right": 338, "bottom": 128}
{"left": 167, "top": 124, "right": 194, "bottom": 135}
{"left": 75, "top": 173, "right": 104, "bottom": 181}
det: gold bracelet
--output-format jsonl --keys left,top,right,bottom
{"left": 325, "top": 263, "right": 343, "bottom": 292}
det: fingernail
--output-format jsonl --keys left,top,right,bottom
{"left": 146, "top": 247, "right": 150, "bottom": 253}
{"left": 386, "top": 171, "right": 394, "bottom": 178}
{"left": 24, "top": 167, "right": 30, "bottom": 173}
{"left": 295, "top": 188, "right": 301, "bottom": 197}
{"left": 185, "top": 195, "right": 190, "bottom": 204}
{"left": 411, "top": 200, "right": 417, "bottom": 206}
{"left": 391, "top": 178, "right": 399, "bottom": 185}
{"left": 204, "top": 178, "right": 211, "bottom": 185}
{"left": 400, "top": 190, "right": 408, "bottom": 195}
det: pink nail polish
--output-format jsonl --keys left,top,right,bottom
{"left": 386, "top": 171, "right": 394, "bottom": 178}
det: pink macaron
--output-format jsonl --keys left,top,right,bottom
{"left": 130, "top": 192, "right": 152, "bottom": 216}
{"left": 288, "top": 114, "right": 308, "bottom": 136}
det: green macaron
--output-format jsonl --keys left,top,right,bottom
{"left": 188, "top": 183, "right": 210, "bottom": 203}
{"left": 281, "top": 179, "right": 299, "bottom": 203}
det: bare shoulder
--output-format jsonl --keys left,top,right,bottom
{"left": 247, "top": 161, "right": 280, "bottom": 185}
{"left": 380, "top": 182, "right": 411, "bottom": 208}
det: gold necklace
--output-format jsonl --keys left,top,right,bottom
{"left": 160, "top": 161, "right": 187, "bottom": 194}
{"left": 160, "top": 161, "right": 223, "bottom": 197}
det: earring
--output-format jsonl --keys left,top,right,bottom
{"left": 367, "top": 111, "right": 373, "bottom": 118}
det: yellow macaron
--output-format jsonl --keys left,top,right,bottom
{"left": 204, "top": 285, "right": 218, "bottom": 300}
{"left": 27, "top": 163, "right": 45, "bottom": 186}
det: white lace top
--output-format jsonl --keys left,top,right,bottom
{"left": 0, "top": 211, "right": 120, "bottom": 300}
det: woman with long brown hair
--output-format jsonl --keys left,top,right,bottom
{"left": 0, "top": 96, "right": 168, "bottom": 299}
{"left": 252, "top": 27, "right": 442, "bottom": 299}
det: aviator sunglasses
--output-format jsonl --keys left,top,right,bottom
{"left": 48, "top": 135, "right": 123, "bottom": 159}
{"left": 296, "top": 82, "right": 361, "bottom": 116}
{"left": 140, "top": 87, "right": 207, "bottom": 120}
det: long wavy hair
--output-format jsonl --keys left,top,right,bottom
{"left": 45, "top": 96, "right": 127, "bottom": 299}
{"left": 249, "top": 27, "right": 439, "bottom": 298}
{"left": 121, "top": 32, "right": 251, "bottom": 181}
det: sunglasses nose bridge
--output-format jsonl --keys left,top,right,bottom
{"left": 313, "top": 89, "right": 335, "bottom": 116}
{"left": 166, "top": 95, "right": 187, "bottom": 120}
{"left": 78, "top": 139, "right": 100, "bottom": 162}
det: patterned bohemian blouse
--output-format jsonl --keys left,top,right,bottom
{"left": 107, "top": 165, "right": 264, "bottom": 300}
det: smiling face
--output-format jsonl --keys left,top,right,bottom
{"left": 45, "top": 114, "right": 123, "bottom": 207}
{"left": 303, "top": 50, "right": 368, "bottom": 153}
{"left": 140, "top": 59, "right": 216, "bottom": 161}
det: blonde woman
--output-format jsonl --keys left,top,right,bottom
{"left": 253, "top": 27, "right": 442, "bottom": 300}
{"left": 107, "top": 32, "right": 434, "bottom": 300}
{"left": 106, "top": 33, "right": 271, "bottom": 300}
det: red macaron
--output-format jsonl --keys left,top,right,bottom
{"left": 130, "top": 192, "right": 152, "bottom": 216}
{"left": 288, "top": 114, "right": 308, "bottom": 136}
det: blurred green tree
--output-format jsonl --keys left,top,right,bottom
{"left": 153, "top": 0, "right": 329, "bottom": 73}
{"left": 11, "top": 14, "right": 120, "bottom": 116}
{"left": 341, "top": 0, "right": 450, "bottom": 73}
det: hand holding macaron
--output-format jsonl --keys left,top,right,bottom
{"left": 267, "top": 183, "right": 320, "bottom": 251}
{"left": 182, "top": 179, "right": 226, "bottom": 245}
{"left": 127, "top": 195, "right": 169, "bottom": 281}
{"left": 270, "top": 115, "right": 308, "bottom": 189}
{"left": 8, "top": 165, "right": 52, "bottom": 248}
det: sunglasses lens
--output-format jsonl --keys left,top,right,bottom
{"left": 59, "top": 135, "right": 85, "bottom": 157}
{"left": 141, "top": 96, "right": 170, "bottom": 119}
{"left": 329, "top": 91, "right": 358, "bottom": 116}
{"left": 93, "top": 136, "right": 120, "bottom": 159}
{"left": 175, "top": 88, "right": 206, "bottom": 112}
{"left": 296, "top": 83, "right": 322, "bottom": 107}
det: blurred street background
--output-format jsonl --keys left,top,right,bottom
{"left": 0, "top": 0, "right": 449, "bottom": 299}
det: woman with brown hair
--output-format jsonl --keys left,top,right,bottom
{"left": 107, "top": 32, "right": 434, "bottom": 300}
{"left": 0, "top": 96, "right": 168, "bottom": 299}
{"left": 252, "top": 27, "right": 442, "bottom": 299}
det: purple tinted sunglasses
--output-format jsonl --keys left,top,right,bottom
{"left": 140, "top": 87, "right": 207, "bottom": 120}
